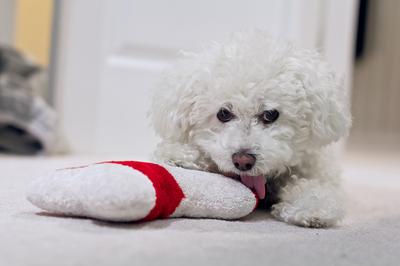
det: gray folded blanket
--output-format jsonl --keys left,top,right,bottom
{"left": 0, "top": 46, "right": 57, "bottom": 154}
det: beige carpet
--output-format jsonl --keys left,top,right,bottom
{"left": 1, "top": 151, "right": 399, "bottom": 266}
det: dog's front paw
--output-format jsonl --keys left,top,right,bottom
{"left": 271, "top": 202, "right": 342, "bottom": 228}
{"left": 271, "top": 177, "right": 345, "bottom": 228}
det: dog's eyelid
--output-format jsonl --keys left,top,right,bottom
{"left": 259, "top": 109, "right": 280, "bottom": 124}
{"left": 217, "top": 107, "right": 235, "bottom": 123}
{"left": 222, "top": 103, "right": 233, "bottom": 110}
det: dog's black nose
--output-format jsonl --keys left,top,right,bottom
{"left": 232, "top": 152, "right": 256, "bottom": 171}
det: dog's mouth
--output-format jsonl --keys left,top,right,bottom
{"left": 223, "top": 172, "right": 266, "bottom": 199}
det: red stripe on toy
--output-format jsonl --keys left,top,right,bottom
{"left": 107, "top": 161, "right": 185, "bottom": 221}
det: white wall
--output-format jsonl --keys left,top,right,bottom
{"left": 54, "top": 0, "right": 358, "bottom": 156}
{"left": 321, "top": 0, "right": 359, "bottom": 95}
{"left": 0, "top": 0, "right": 15, "bottom": 45}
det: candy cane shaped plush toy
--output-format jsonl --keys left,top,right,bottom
{"left": 27, "top": 161, "right": 258, "bottom": 222}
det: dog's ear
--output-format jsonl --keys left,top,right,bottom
{"left": 150, "top": 55, "right": 209, "bottom": 143}
{"left": 295, "top": 53, "right": 352, "bottom": 146}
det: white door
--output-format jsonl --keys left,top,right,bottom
{"left": 54, "top": 0, "right": 357, "bottom": 157}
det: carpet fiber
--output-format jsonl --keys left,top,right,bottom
{"left": 1, "top": 151, "right": 399, "bottom": 266}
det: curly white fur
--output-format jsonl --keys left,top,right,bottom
{"left": 149, "top": 30, "right": 351, "bottom": 228}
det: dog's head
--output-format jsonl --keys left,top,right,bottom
{"left": 151, "top": 32, "right": 351, "bottom": 180}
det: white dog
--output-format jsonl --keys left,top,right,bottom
{"left": 149, "top": 31, "right": 351, "bottom": 228}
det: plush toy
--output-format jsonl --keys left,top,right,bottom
{"left": 27, "top": 161, "right": 259, "bottom": 222}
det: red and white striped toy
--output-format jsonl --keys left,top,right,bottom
{"left": 27, "top": 161, "right": 258, "bottom": 222}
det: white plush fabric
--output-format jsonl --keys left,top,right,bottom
{"left": 26, "top": 162, "right": 256, "bottom": 221}
{"left": 1, "top": 152, "right": 400, "bottom": 266}
{"left": 166, "top": 165, "right": 256, "bottom": 219}
{"left": 27, "top": 163, "right": 156, "bottom": 222}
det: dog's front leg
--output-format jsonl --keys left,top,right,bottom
{"left": 270, "top": 175, "right": 344, "bottom": 228}
{"left": 153, "top": 141, "right": 212, "bottom": 170}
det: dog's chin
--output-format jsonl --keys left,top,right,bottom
{"left": 219, "top": 170, "right": 267, "bottom": 199}
{"left": 219, "top": 171, "right": 241, "bottom": 180}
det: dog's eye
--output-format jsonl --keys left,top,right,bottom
{"left": 217, "top": 108, "right": 234, "bottom": 123}
{"left": 260, "top": 109, "right": 279, "bottom": 124}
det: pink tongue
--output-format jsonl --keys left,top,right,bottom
{"left": 240, "top": 175, "right": 266, "bottom": 199}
